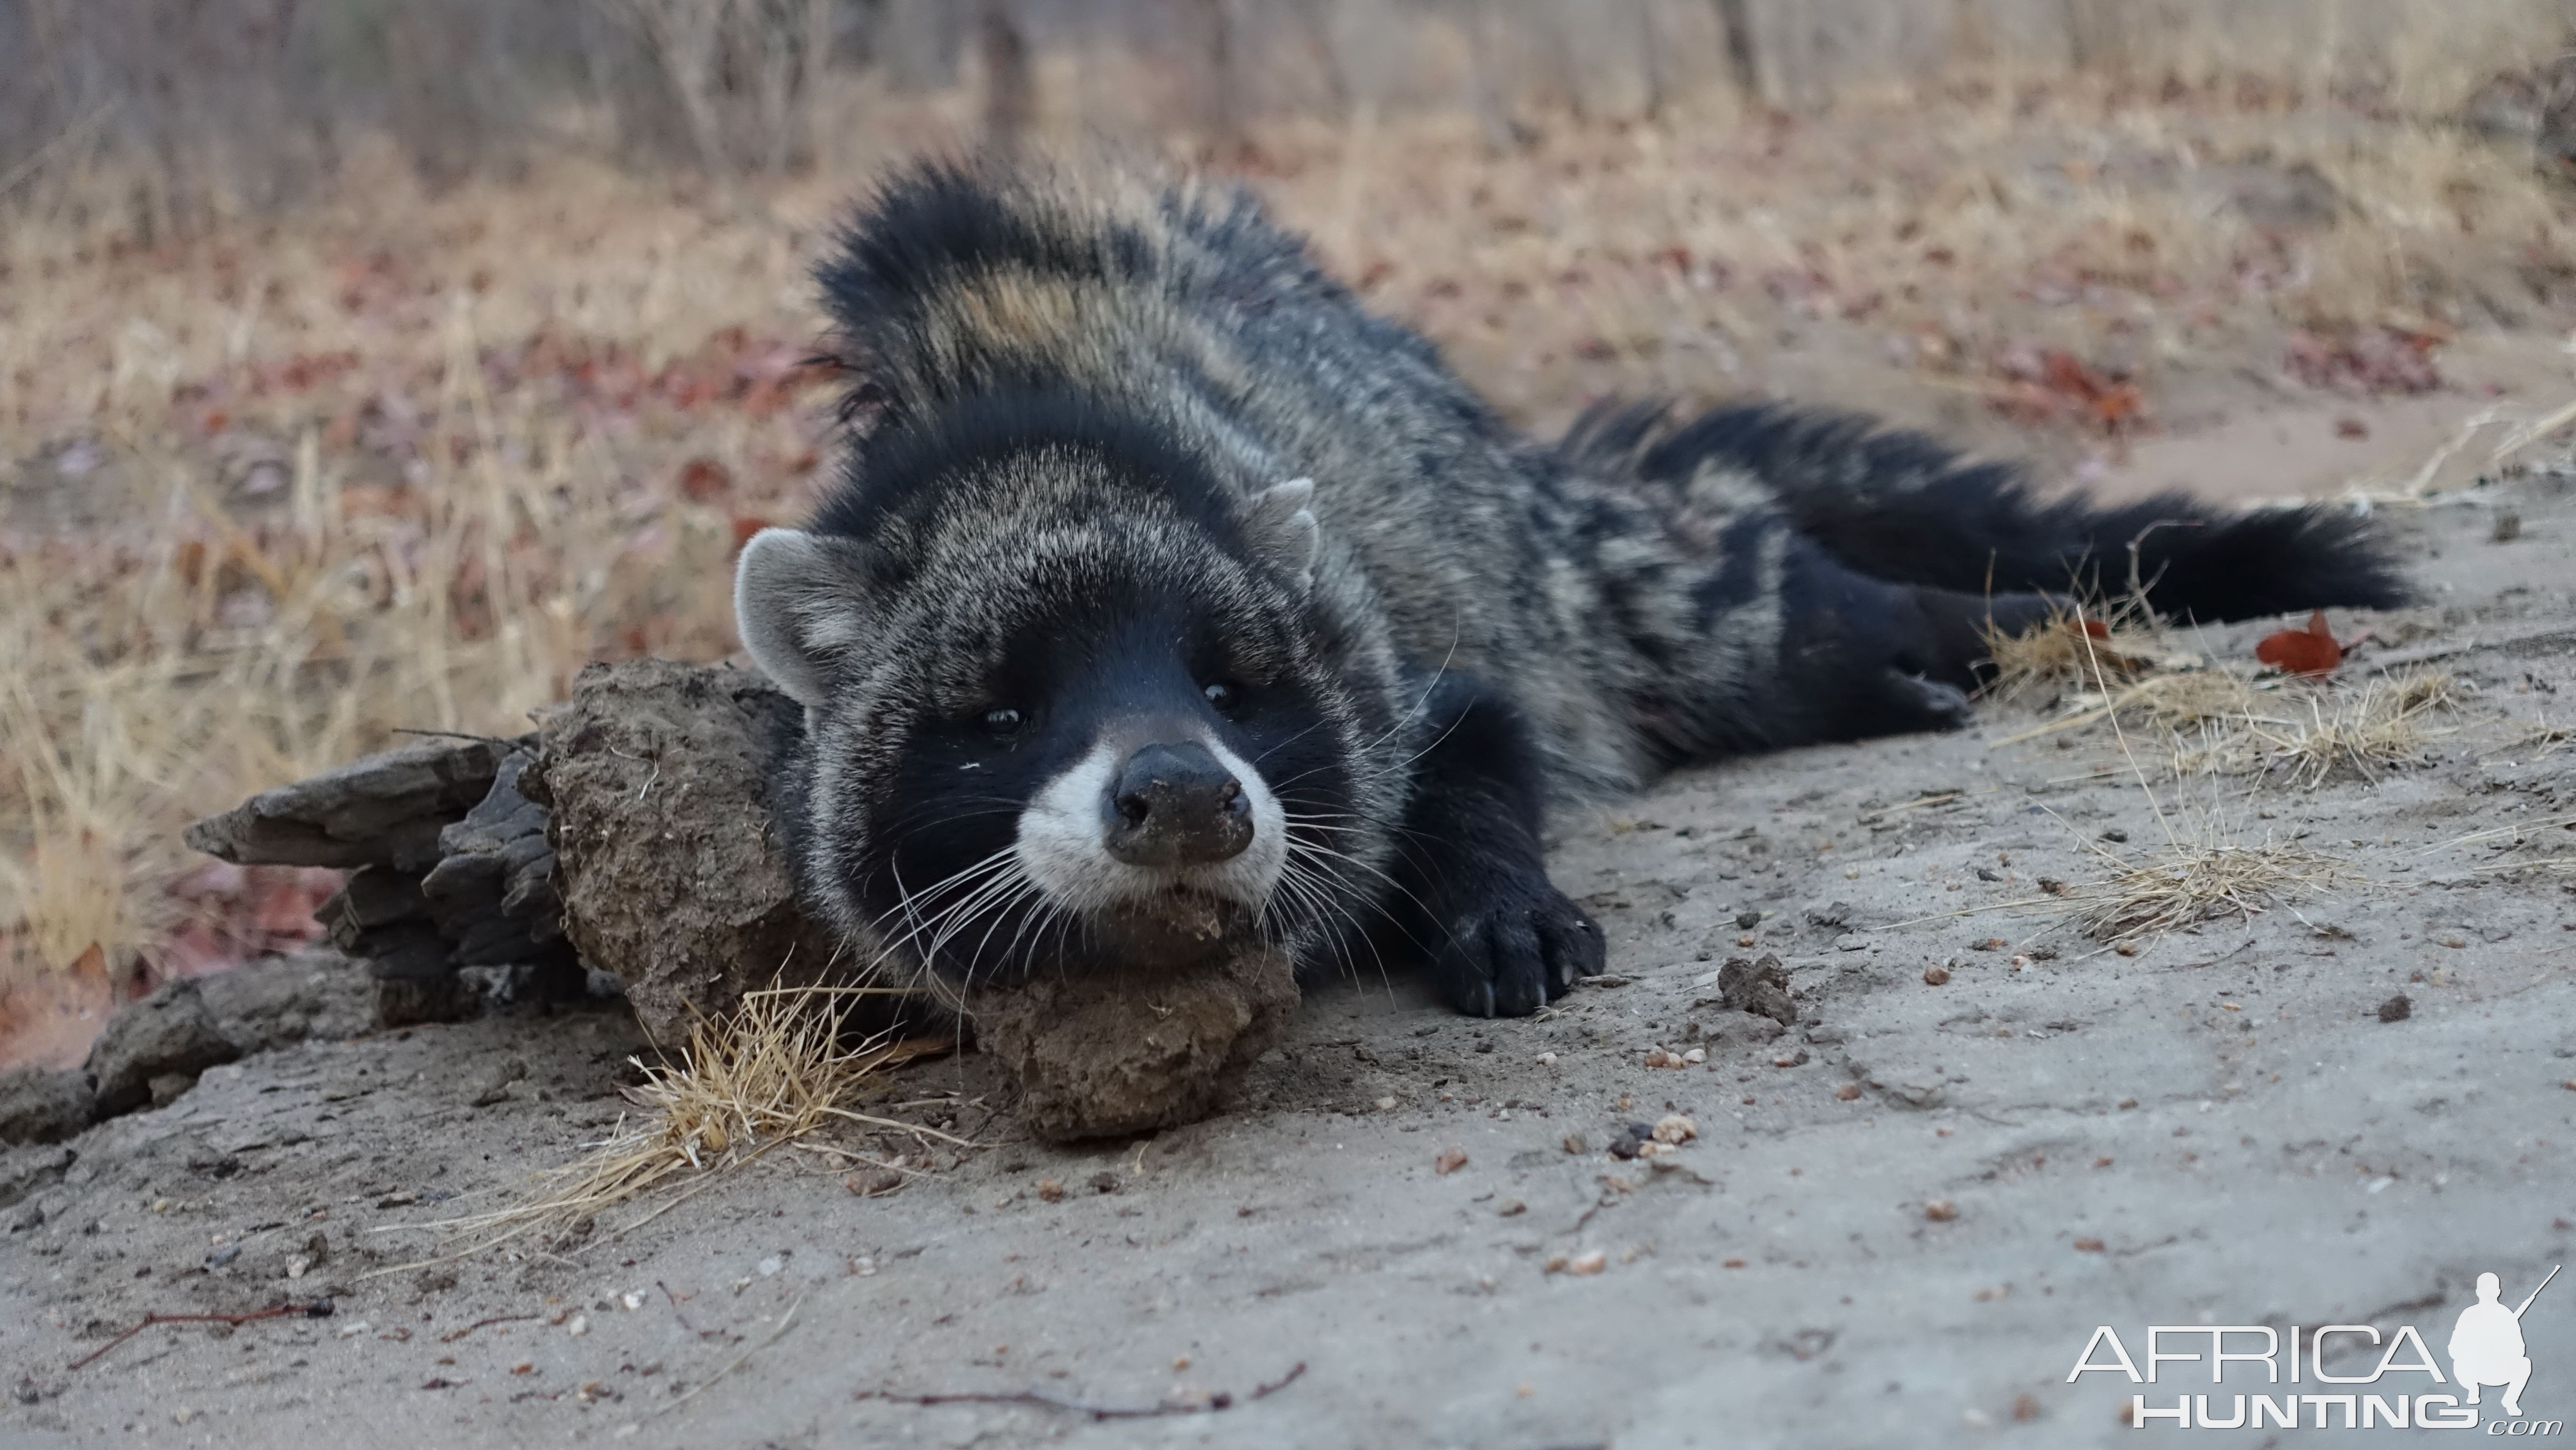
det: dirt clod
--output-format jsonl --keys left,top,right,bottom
{"left": 973, "top": 943, "right": 1299, "bottom": 1142}
{"left": 2376, "top": 993, "right": 2413, "bottom": 1022}
{"left": 1715, "top": 954, "right": 1798, "bottom": 1025}
{"left": 524, "top": 660, "right": 844, "bottom": 1047}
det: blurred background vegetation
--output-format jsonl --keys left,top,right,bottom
{"left": 8, "top": 0, "right": 2575, "bottom": 236}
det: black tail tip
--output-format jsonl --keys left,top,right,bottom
{"left": 2135, "top": 503, "right": 2411, "bottom": 623}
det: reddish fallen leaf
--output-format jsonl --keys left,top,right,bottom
{"left": 1988, "top": 347, "right": 2145, "bottom": 434}
{"left": 679, "top": 457, "right": 733, "bottom": 502}
{"left": 2255, "top": 610, "right": 2342, "bottom": 676}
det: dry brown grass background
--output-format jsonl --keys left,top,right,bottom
{"left": 8, "top": 8, "right": 2576, "bottom": 1064}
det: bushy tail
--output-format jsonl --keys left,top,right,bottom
{"left": 1562, "top": 402, "right": 2410, "bottom": 623}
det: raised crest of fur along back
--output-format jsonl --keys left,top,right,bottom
{"left": 735, "top": 160, "right": 2408, "bottom": 1017}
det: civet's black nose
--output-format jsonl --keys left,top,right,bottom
{"left": 1103, "top": 741, "right": 1252, "bottom": 867}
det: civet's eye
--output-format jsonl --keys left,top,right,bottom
{"left": 1201, "top": 680, "right": 1241, "bottom": 712}
{"left": 981, "top": 706, "right": 1025, "bottom": 738}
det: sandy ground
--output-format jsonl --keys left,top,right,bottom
{"left": 5, "top": 465, "right": 2575, "bottom": 1449}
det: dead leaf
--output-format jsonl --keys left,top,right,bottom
{"left": 678, "top": 458, "right": 733, "bottom": 502}
{"left": 2255, "top": 610, "right": 2342, "bottom": 676}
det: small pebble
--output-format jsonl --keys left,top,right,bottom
{"left": 1565, "top": 1250, "right": 1608, "bottom": 1276}
{"left": 1835, "top": 1082, "right": 1862, "bottom": 1101}
{"left": 1535, "top": 1052, "right": 1556, "bottom": 1066}
{"left": 1924, "top": 1200, "right": 1958, "bottom": 1222}
{"left": 1681, "top": 1047, "right": 1706, "bottom": 1065}
{"left": 1374, "top": 1096, "right": 1397, "bottom": 1111}
{"left": 1037, "top": 1179, "right": 1066, "bottom": 1203}
{"left": 1434, "top": 1149, "right": 1469, "bottom": 1176}
{"left": 1652, "top": 1114, "right": 1697, "bottom": 1144}
{"left": 1922, "top": 965, "right": 1951, "bottom": 986}
{"left": 844, "top": 1169, "right": 903, "bottom": 1198}
{"left": 2073, "top": 1237, "right": 2105, "bottom": 1252}
{"left": 566, "top": 1314, "right": 589, "bottom": 1337}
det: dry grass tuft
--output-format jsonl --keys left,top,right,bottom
{"left": 2010, "top": 665, "right": 2460, "bottom": 789}
{"left": 2060, "top": 832, "right": 2354, "bottom": 944}
{"left": 2241, "top": 672, "right": 2458, "bottom": 786}
{"left": 399, "top": 985, "right": 954, "bottom": 1259}
{"left": 1980, "top": 600, "right": 2175, "bottom": 705}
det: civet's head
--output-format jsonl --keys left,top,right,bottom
{"left": 733, "top": 394, "right": 1384, "bottom": 987}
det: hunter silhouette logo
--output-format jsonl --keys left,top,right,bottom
{"left": 2453, "top": 1266, "right": 2556, "bottom": 1420}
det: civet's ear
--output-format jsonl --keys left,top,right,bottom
{"left": 732, "top": 528, "right": 887, "bottom": 707}
{"left": 1244, "top": 478, "right": 1320, "bottom": 593}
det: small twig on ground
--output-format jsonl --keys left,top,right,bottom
{"left": 656, "top": 1280, "right": 703, "bottom": 1336}
{"left": 440, "top": 1312, "right": 540, "bottom": 1343}
{"left": 70, "top": 1300, "right": 334, "bottom": 1371}
{"left": 856, "top": 1361, "right": 1308, "bottom": 1421}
